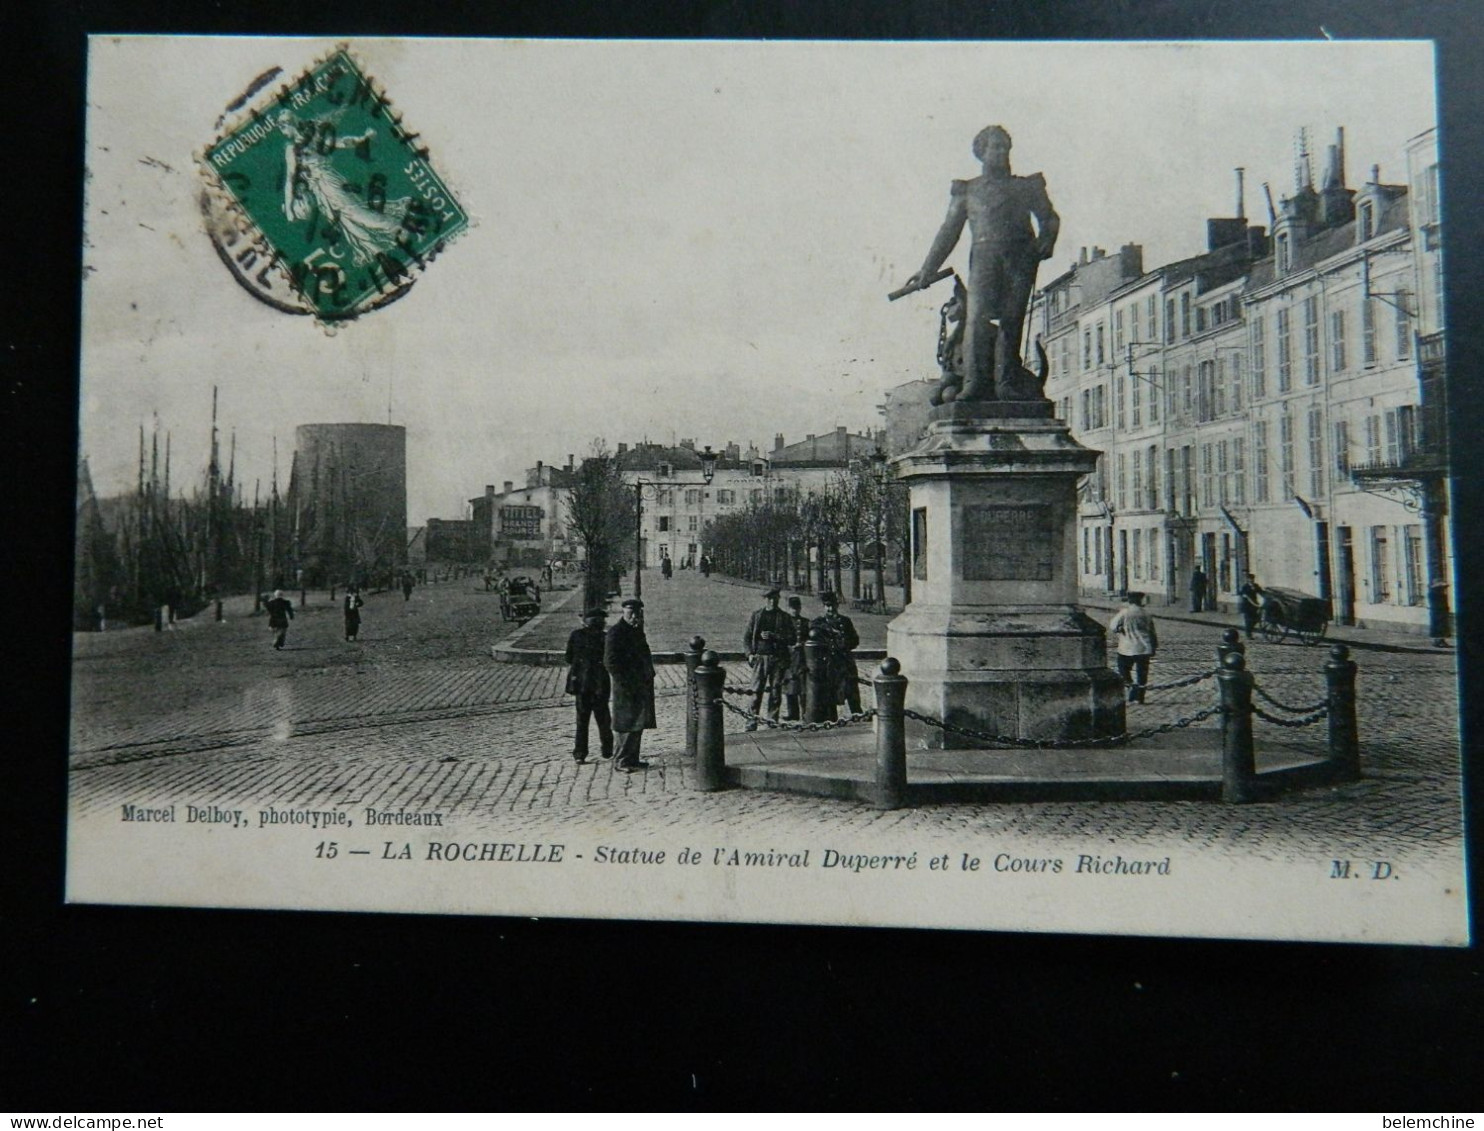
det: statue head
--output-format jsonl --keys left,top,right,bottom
{"left": 972, "top": 125, "right": 1012, "bottom": 169}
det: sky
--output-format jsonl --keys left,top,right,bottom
{"left": 80, "top": 37, "right": 1436, "bottom": 521}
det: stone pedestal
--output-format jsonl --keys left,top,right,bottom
{"left": 887, "top": 401, "right": 1126, "bottom": 749}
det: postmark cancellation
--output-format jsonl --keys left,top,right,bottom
{"left": 198, "top": 45, "right": 469, "bottom": 322}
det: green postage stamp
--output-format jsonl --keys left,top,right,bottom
{"left": 201, "top": 46, "right": 468, "bottom": 321}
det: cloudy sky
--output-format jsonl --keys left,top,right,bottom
{"left": 81, "top": 37, "right": 1436, "bottom": 520}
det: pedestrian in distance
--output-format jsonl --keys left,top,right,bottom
{"left": 401, "top": 571, "right": 415, "bottom": 602}
{"left": 661, "top": 555, "right": 673, "bottom": 581}
{"left": 604, "top": 597, "right": 656, "bottom": 772}
{"left": 782, "top": 594, "right": 810, "bottom": 721}
{"left": 811, "top": 591, "right": 862, "bottom": 720}
{"left": 1189, "top": 565, "right": 1208, "bottom": 614}
{"left": 1238, "top": 573, "right": 1264, "bottom": 640}
{"left": 265, "top": 589, "right": 295, "bottom": 650}
{"left": 343, "top": 586, "right": 365, "bottom": 642}
{"left": 743, "top": 587, "right": 796, "bottom": 729}
{"left": 564, "top": 607, "right": 614, "bottom": 763}
{"left": 1109, "top": 590, "right": 1158, "bottom": 704}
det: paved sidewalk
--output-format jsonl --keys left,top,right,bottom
{"left": 1080, "top": 596, "right": 1455, "bottom": 656}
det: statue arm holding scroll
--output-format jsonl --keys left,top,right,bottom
{"left": 900, "top": 180, "right": 969, "bottom": 297}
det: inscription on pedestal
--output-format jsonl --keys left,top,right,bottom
{"left": 962, "top": 504, "right": 1053, "bottom": 580}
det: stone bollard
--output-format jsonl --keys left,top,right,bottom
{"left": 805, "top": 628, "right": 833, "bottom": 723}
{"left": 694, "top": 651, "right": 728, "bottom": 792}
{"left": 873, "top": 658, "right": 908, "bottom": 810}
{"left": 300, "top": 587, "right": 307, "bottom": 608}
{"left": 684, "top": 635, "right": 706, "bottom": 759}
{"left": 1217, "top": 627, "right": 1245, "bottom": 667}
{"left": 1325, "top": 643, "right": 1360, "bottom": 781}
{"left": 1217, "top": 650, "right": 1257, "bottom": 803}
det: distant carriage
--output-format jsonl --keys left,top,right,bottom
{"left": 499, "top": 576, "right": 542, "bottom": 623}
{"left": 1259, "top": 587, "right": 1332, "bottom": 646}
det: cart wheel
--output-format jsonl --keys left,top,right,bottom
{"left": 1297, "top": 621, "right": 1329, "bottom": 647}
{"left": 1259, "top": 618, "right": 1286, "bottom": 644}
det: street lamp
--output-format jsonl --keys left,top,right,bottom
{"left": 868, "top": 447, "right": 890, "bottom": 609}
{"left": 633, "top": 477, "right": 656, "bottom": 601}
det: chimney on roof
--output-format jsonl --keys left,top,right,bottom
{"left": 566, "top": 454, "right": 573, "bottom": 471}
{"left": 503, "top": 481, "right": 513, "bottom": 493}
{"left": 617, "top": 442, "right": 628, "bottom": 456}
{"left": 1370, "top": 164, "right": 1380, "bottom": 184}
{"left": 1079, "top": 247, "right": 1088, "bottom": 265}
{"left": 1319, "top": 128, "right": 1355, "bottom": 227}
{"left": 1235, "top": 167, "right": 1246, "bottom": 220}
{"left": 836, "top": 425, "right": 847, "bottom": 437}
{"left": 774, "top": 433, "right": 784, "bottom": 451}
{"left": 806, "top": 433, "right": 816, "bottom": 441}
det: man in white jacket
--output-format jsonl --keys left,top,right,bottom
{"left": 1108, "top": 591, "right": 1158, "bottom": 705}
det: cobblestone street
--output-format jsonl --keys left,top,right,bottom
{"left": 69, "top": 572, "right": 1466, "bottom": 869}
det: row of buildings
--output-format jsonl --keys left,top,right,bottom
{"left": 886, "top": 126, "right": 1446, "bottom": 635}
{"left": 439, "top": 427, "right": 884, "bottom": 576}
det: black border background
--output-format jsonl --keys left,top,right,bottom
{"left": 10, "top": 0, "right": 1483, "bottom": 1110}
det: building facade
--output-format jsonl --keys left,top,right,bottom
{"left": 470, "top": 458, "right": 578, "bottom": 570}
{"left": 1024, "top": 127, "right": 1449, "bottom": 634}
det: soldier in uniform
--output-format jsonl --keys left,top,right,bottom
{"left": 564, "top": 608, "right": 613, "bottom": 763}
{"left": 743, "top": 588, "right": 796, "bottom": 729}
{"left": 604, "top": 597, "right": 656, "bottom": 772}
{"left": 782, "top": 595, "right": 810, "bottom": 721}
{"left": 811, "top": 592, "right": 862, "bottom": 719}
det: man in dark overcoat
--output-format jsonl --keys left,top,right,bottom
{"left": 782, "top": 595, "right": 810, "bottom": 721}
{"left": 810, "top": 591, "right": 862, "bottom": 719}
{"left": 743, "top": 587, "right": 795, "bottom": 728}
{"left": 265, "top": 589, "right": 294, "bottom": 650}
{"left": 604, "top": 597, "right": 656, "bottom": 772}
{"left": 564, "top": 608, "right": 613, "bottom": 763}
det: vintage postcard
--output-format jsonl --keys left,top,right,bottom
{"left": 69, "top": 36, "right": 1467, "bottom": 944}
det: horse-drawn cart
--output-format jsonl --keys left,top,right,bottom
{"left": 1259, "top": 586, "right": 1332, "bottom": 646}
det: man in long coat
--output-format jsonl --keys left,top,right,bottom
{"left": 604, "top": 597, "right": 656, "bottom": 772}
{"left": 564, "top": 608, "right": 613, "bottom": 763}
{"left": 782, "top": 595, "right": 810, "bottom": 721}
{"left": 743, "top": 587, "right": 795, "bottom": 728}
{"left": 810, "top": 592, "right": 862, "bottom": 720}
{"left": 265, "top": 589, "right": 294, "bottom": 651}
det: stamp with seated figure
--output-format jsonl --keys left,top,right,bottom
{"left": 199, "top": 44, "right": 468, "bottom": 322}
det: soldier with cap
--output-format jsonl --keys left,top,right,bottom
{"left": 743, "top": 587, "right": 796, "bottom": 728}
{"left": 564, "top": 607, "right": 613, "bottom": 763}
{"left": 604, "top": 596, "right": 656, "bottom": 772}
{"left": 811, "top": 591, "right": 862, "bottom": 719}
{"left": 782, "top": 594, "right": 810, "bottom": 721}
